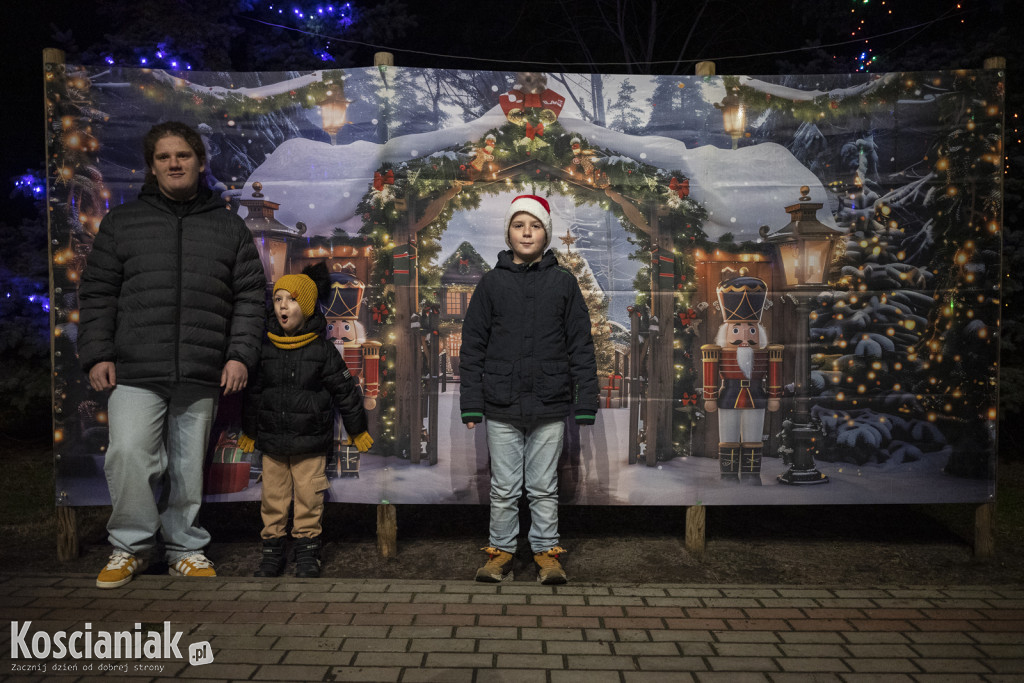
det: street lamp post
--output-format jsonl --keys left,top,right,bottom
{"left": 715, "top": 87, "right": 746, "bottom": 150}
{"left": 320, "top": 82, "right": 352, "bottom": 145}
{"left": 759, "top": 186, "right": 842, "bottom": 485}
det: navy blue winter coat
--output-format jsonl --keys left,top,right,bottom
{"left": 459, "top": 249, "right": 599, "bottom": 427}
{"left": 78, "top": 185, "right": 266, "bottom": 386}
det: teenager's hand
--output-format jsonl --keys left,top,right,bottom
{"left": 466, "top": 422, "right": 476, "bottom": 430}
{"left": 88, "top": 362, "right": 116, "bottom": 392}
{"left": 221, "top": 360, "right": 248, "bottom": 395}
{"left": 704, "top": 399, "right": 717, "bottom": 413}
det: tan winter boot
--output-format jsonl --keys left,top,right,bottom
{"left": 475, "top": 547, "right": 514, "bottom": 582}
{"left": 534, "top": 546, "right": 567, "bottom": 585}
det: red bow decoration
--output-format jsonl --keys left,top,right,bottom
{"left": 678, "top": 309, "right": 697, "bottom": 325}
{"left": 680, "top": 392, "right": 698, "bottom": 406}
{"left": 500, "top": 88, "right": 566, "bottom": 121}
{"left": 458, "top": 258, "right": 469, "bottom": 267}
{"left": 669, "top": 177, "right": 690, "bottom": 198}
{"left": 372, "top": 303, "right": 390, "bottom": 323}
{"left": 373, "top": 169, "right": 396, "bottom": 191}
{"left": 525, "top": 122, "right": 545, "bottom": 139}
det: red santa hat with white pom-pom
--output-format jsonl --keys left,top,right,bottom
{"left": 504, "top": 194, "right": 552, "bottom": 250}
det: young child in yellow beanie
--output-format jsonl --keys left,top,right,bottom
{"left": 238, "top": 264, "right": 373, "bottom": 577}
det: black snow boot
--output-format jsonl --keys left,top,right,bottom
{"left": 294, "top": 536, "right": 322, "bottom": 578}
{"left": 253, "top": 537, "right": 287, "bottom": 577}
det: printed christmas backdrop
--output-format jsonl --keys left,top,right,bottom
{"left": 45, "top": 63, "right": 1003, "bottom": 507}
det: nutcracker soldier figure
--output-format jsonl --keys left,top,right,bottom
{"left": 701, "top": 274, "right": 784, "bottom": 485}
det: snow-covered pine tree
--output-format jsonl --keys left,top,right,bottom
{"left": 389, "top": 69, "right": 450, "bottom": 137}
{"left": 810, "top": 134, "right": 938, "bottom": 466}
{"left": 607, "top": 79, "right": 644, "bottom": 134}
{"left": 645, "top": 77, "right": 714, "bottom": 145}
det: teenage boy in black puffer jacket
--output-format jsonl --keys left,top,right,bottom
{"left": 81, "top": 121, "right": 265, "bottom": 589}
{"left": 239, "top": 266, "right": 373, "bottom": 578}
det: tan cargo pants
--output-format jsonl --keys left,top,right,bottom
{"left": 259, "top": 452, "right": 329, "bottom": 539}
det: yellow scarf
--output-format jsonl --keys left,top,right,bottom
{"left": 267, "top": 331, "right": 318, "bottom": 350}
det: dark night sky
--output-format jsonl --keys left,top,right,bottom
{"left": 3, "top": 1, "right": 1008, "bottom": 218}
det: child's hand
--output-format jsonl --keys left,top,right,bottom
{"left": 237, "top": 433, "right": 256, "bottom": 453}
{"left": 346, "top": 431, "right": 374, "bottom": 452}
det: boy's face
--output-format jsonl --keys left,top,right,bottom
{"left": 508, "top": 211, "right": 546, "bottom": 264}
{"left": 274, "top": 289, "right": 305, "bottom": 335}
{"left": 149, "top": 135, "right": 203, "bottom": 201}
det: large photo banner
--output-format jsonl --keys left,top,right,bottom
{"left": 46, "top": 63, "right": 1003, "bottom": 507}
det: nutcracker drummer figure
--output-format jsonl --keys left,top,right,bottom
{"left": 701, "top": 274, "right": 784, "bottom": 485}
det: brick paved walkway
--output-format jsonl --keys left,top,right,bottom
{"left": 2, "top": 575, "right": 1023, "bottom": 681}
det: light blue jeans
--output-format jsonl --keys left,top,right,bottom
{"left": 104, "top": 383, "right": 219, "bottom": 563}
{"left": 486, "top": 418, "right": 565, "bottom": 553}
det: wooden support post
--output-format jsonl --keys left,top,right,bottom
{"left": 695, "top": 61, "right": 716, "bottom": 77}
{"left": 44, "top": 48, "right": 66, "bottom": 65}
{"left": 974, "top": 502, "right": 995, "bottom": 559}
{"left": 57, "top": 506, "right": 79, "bottom": 561}
{"left": 374, "top": 52, "right": 395, "bottom": 68}
{"left": 685, "top": 506, "right": 706, "bottom": 556}
{"left": 376, "top": 503, "right": 397, "bottom": 558}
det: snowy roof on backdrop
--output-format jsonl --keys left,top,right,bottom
{"left": 242, "top": 98, "right": 840, "bottom": 241}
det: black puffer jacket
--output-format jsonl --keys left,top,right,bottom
{"left": 242, "top": 309, "right": 368, "bottom": 457}
{"left": 78, "top": 185, "right": 265, "bottom": 385}
{"left": 459, "top": 249, "right": 599, "bottom": 426}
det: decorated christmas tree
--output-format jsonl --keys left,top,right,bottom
{"left": 807, "top": 71, "right": 1003, "bottom": 473}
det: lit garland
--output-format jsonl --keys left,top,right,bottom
{"left": 114, "top": 68, "right": 351, "bottom": 122}
{"left": 717, "top": 73, "right": 906, "bottom": 125}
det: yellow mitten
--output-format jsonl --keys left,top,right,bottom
{"left": 346, "top": 431, "right": 374, "bottom": 452}
{"left": 237, "top": 433, "right": 256, "bottom": 453}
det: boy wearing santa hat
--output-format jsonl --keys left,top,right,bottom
{"left": 460, "top": 195, "right": 599, "bottom": 584}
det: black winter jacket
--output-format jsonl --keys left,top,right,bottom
{"left": 242, "top": 310, "right": 368, "bottom": 457}
{"left": 78, "top": 185, "right": 265, "bottom": 386}
{"left": 459, "top": 249, "right": 599, "bottom": 426}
